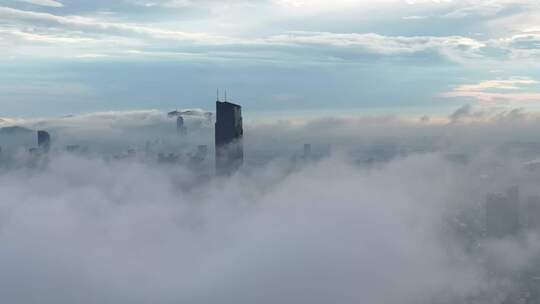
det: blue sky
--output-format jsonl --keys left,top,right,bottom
{"left": 1, "top": 0, "right": 540, "bottom": 117}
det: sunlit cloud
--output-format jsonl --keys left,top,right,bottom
{"left": 442, "top": 78, "right": 540, "bottom": 104}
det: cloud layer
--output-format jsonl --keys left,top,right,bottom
{"left": 0, "top": 151, "right": 510, "bottom": 303}
{"left": 1, "top": 0, "right": 539, "bottom": 63}
{"left": 2, "top": 107, "right": 540, "bottom": 302}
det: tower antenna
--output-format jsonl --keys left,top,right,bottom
{"left": 225, "top": 89, "right": 228, "bottom": 102}
{"left": 217, "top": 89, "right": 220, "bottom": 102}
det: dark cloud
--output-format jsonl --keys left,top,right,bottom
{"left": 449, "top": 104, "right": 473, "bottom": 123}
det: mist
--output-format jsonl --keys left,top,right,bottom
{"left": 2, "top": 106, "right": 540, "bottom": 303}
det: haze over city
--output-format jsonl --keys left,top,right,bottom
{"left": 2, "top": 1, "right": 540, "bottom": 304}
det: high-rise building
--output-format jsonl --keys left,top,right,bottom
{"left": 177, "top": 116, "right": 186, "bottom": 134}
{"left": 486, "top": 187, "right": 520, "bottom": 238}
{"left": 197, "top": 145, "right": 208, "bottom": 158}
{"left": 37, "top": 130, "right": 50, "bottom": 153}
{"left": 66, "top": 145, "right": 80, "bottom": 153}
{"left": 215, "top": 100, "right": 243, "bottom": 176}
{"left": 190, "top": 145, "right": 209, "bottom": 165}
{"left": 303, "top": 144, "right": 312, "bottom": 159}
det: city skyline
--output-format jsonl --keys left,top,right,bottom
{"left": 4, "top": 1, "right": 540, "bottom": 304}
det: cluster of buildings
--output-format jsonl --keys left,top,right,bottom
{"left": 1, "top": 92, "right": 327, "bottom": 175}
{"left": 485, "top": 186, "right": 540, "bottom": 238}
{"left": 473, "top": 186, "right": 540, "bottom": 303}
{"left": 161, "top": 96, "right": 245, "bottom": 176}
{"left": 26, "top": 130, "right": 51, "bottom": 156}
{"left": 3, "top": 96, "right": 245, "bottom": 176}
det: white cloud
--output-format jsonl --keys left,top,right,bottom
{"left": 443, "top": 2, "right": 507, "bottom": 18}
{"left": 454, "top": 78, "right": 539, "bottom": 91}
{"left": 0, "top": 6, "right": 228, "bottom": 43}
{"left": 2, "top": 109, "right": 540, "bottom": 303}
{"left": 74, "top": 53, "right": 110, "bottom": 58}
{"left": 0, "top": 28, "right": 95, "bottom": 44}
{"left": 407, "top": 0, "right": 539, "bottom": 19}
{"left": 402, "top": 15, "right": 429, "bottom": 20}
{"left": 3, "top": 2, "right": 540, "bottom": 64}
{"left": 15, "top": 0, "right": 63, "bottom": 7}
{"left": 266, "top": 31, "right": 485, "bottom": 57}
{"left": 0, "top": 153, "right": 483, "bottom": 304}
{"left": 0, "top": 7, "right": 490, "bottom": 62}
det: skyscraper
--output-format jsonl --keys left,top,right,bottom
{"left": 215, "top": 100, "right": 243, "bottom": 176}
{"left": 176, "top": 116, "right": 186, "bottom": 134}
{"left": 303, "top": 144, "right": 312, "bottom": 159}
{"left": 37, "top": 130, "right": 50, "bottom": 153}
{"left": 486, "top": 187, "right": 520, "bottom": 238}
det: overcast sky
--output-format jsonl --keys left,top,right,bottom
{"left": 1, "top": 0, "right": 540, "bottom": 117}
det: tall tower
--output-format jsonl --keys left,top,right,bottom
{"left": 37, "top": 130, "right": 51, "bottom": 153}
{"left": 215, "top": 99, "right": 243, "bottom": 176}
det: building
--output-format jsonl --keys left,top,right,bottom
{"left": 215, "top": 100, "right": 243, "bottom": 176}
{"left": 188, "top": 145, "right": 209, "bottom": 167}
{"left": 37, "top": 130, "right": 51, "bottom": 153}
{"left": 66, "top": 145, "right": 80, "bottom": 153}
{"left": 486, "top": 187, "right": 520, "bottom": 238}
{"left": 527, "top": 196, "right": 540, "bottom": 229}
{"left": 303, "top": 144, "right": 312, "bottom": 159}
{"left": 195, "top": 145, "right": 208, "bottom": 160}
{"left": 158, "top": 152, "right": 180, "bottom": 164}
{"left": 177, "top": 116, "right": 186, "bottom": 134}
